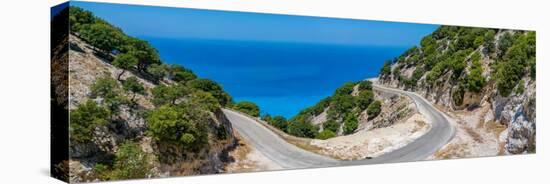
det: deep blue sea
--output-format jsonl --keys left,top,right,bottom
{"left": 145, "top": 37, "right": 409, "bottom": 118}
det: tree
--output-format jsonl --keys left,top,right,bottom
{"left": 343, "top": 114, "right": 358, "bottom": 135}
{"left": 120, "top": 37, "right": 161, "bottom": 72}
{"left": 233, "top": 101, "right": 260, "bottom": 117}
{"left": 328, "top": 95, "right": 355, "bottom": 118}
{"left": 334, "top": 82, "right": 356, "bottom": 96}
{"left": 188, "top": 79, "right": 231, "bottom": 106}
{"left": 90, "top": 76, "right": 125, "bottom": 114}
{"left": 122, "top": 76, "right": 145, "bottom": 103}
{"left": 146, "top": 104, "right": 209, "bottom": 150}
{"left": 169, "top": 65, "right": 197, "bottom": 83}
{"left": 287, "top": 120, "right": 319, "bottom": 138}
{"left": 356, "top": 90, "right": 374, "bottom": 110}
{"left": 315, "top": 129, "right": 336, "bottom": 140}
{"left": 110, "top": 141, "right": 151, "bottom": 180}
{"left": 112, "top": 53, "right": 138, "bottom": 81}
{"left": 357, "top": 80, "right": 373, "bottom": 91}
{"left": 151, "top": 84, "right": 188, "bottom": 106}
{"left": 69, "top": 7, "right": 95, "bottom": 33}
{"left": 465, "top": 59, "right": 485, "bottom": 92}
{"left": 367, "top": 101, "right": 382, "bottom": 119}
{"left": 146, "top": 63, "right": 169, "bottom": 82}
{"left": 189, "top": 90, "right": 221, "bottom": 112}
{"left": 270, "top": 116, "right": 288, "bottom": 131}
{"left": 70, "top": 100, "right": 110, "bottom": 143}
{"left": 323, "top": 120, "right": 340, "bottom": 133}
{"left": 80, "top": 22, "right": 124, "bottom": 56}
{"left": 380, "top": 60, "right": 392, "bottom": 77}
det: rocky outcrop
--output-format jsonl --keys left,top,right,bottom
{"left": 378, "top": 27, "right": 536, "bottom": 154}
{"left": 67, "top": 34, "right": 237, "bottom": 182}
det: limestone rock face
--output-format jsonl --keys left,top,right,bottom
{"left": 378, "top": 29, "right": 536, "bottom": 154}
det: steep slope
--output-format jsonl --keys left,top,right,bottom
{"left": 67, "top": 34, "right": 238, "bottom": 182}
{"left": 378, "top": 26, "right": 536, "bottom": 155}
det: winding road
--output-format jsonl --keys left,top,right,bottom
{"left": 223, "top": 84, "right": 455, "bottom": 168}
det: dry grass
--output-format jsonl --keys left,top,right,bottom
{"left": 463, "top": 125, "right": 483, "bottom": 143}
{"left": 433, "top": 143, "right": 470, "bottom": 159}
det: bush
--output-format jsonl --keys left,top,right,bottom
{"left": 380, "top": 60, "right": 392, "bottom": 77}
{"left": 323, "top": 120, "right": 340, "bottom": 133}
{"left": 112, "top": 53, "right": 138, "bottom": 80}
{"left": 328, "top": 95, "right": 355, "bottom": 118}
{"left": 356, "top": 90, "right": 374, "bottom": 110}
{"left": 110, "top": 141, "right": 151, "bottom": 180}
{"left": 269, "top": 116, "right": 288, "bottom": 131}
{"left": 343, "top": 114, "right": 358, "bottom": 135}
{"left": 452, "top": 86, "right": 465, "bottom": 106}
{"left": 188, "top": 79, "right": 231, "bottom": 106}
{"left": 122, "top": 76, "right": 145, "bottom": 102}
{"left": 169, "top": 65, "right": 197, "bottom": 83}
{"left": 287, "top": 121, "right": 319, "bottom": 138}
{"left": 465, "top": 59, "right": 486, "bottom": 92}
{"left": 151, "top": 84, "right": 188, "bottom": 106}
{"left": 189, "top": 91, "right": 221, "bottom": 112}
{"left": 315, "top": 129, "right": 336, "bottom": 140}
{"left": 334, "top": 82, "right": 356, "bottom": 96}
{"left": 357, "top": 80, "right": 373, "bottom": 91}
{"left": 516, "top": 80, "right": 525, "bottom": 95}
{"left": 80, "top": 22, "right": 124, "bottom": 55}
{"left": 146, "top": 104, "right": 209, "bottom": 150}
{"left": 91, "top": 76, "right": 125, "bottom": 113}
{"left": 233, "top": 101, "right": 260, "bottom": 117}
{"left": 146, "top": 63, "right": 170, "bottom": 81}
{"left": 70, "top": 100, "right": 110, "bottom": 143}
{"left": 121, "top": 37, "right": 161, "bottom": 71}
{"left": 367, "top": 101, "right": 382, "bottom": 119}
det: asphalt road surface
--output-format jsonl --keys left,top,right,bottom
{"left": 223, "top": 84, "right": 455, "bottom": 168}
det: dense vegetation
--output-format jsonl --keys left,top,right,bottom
{"left": 69, "top": 6, "right": 236, "bottom": 181}
{"left": 261, "top": 80, "right": 382, "bottom": 139}
{"left": 379, "top": 25, "right": 536, "bottom": 102}
{"left": 233, "top": 101, "right": 260, "bottom": 117}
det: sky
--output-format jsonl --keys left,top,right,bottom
{"left": 71, "top": 1, "right": 439, "bottom": 118}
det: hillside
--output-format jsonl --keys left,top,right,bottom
{"left": 63, "top": 7, "right": 239, "bottom": 182}
{"left": 377, "top": 26, "right": 536, "bottom": 155}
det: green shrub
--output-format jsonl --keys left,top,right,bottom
{"left": 315, "top": 129, "right": 336, "bottom": 140}
{"left": 112, "top": 53, "right": 138, "bottom": 80}
{"left": 269, "top": 116, "right": 288, "bottom": 131}
{"left": 146, "top": 63, "right": 170, "bottom": 81}
{"left": 169, "top": 65, "right": 197, "bottom": 83}
{"left": 110, "top": 141, "right": 151, "bottom": 180}
{"left": 189, "top": 90, "right": 221, "bottom": 112}
{"left": 188, "top": 79, "right": 231, "bottom": 106}
{"left": 516, "top": 80, "right": 525, "bottom": 95}
{"left": 328, "top": 95, "right": 355, "bottom": 119}
{"left": 343, "top": 114, "right": 358, "bottom": 135}
{"left": 92, "top": 164, "right": 110, "bottom": 180}
{"left": 357, "top": 80, "right": 373, "bottom": 91}
{"left": 146, "top": 104, "right": 209, "bottom": 150}
{"left": 287, "top": 120, "right": 319, "bottom": 138}
{"left": 70, "top": 100, "right": 110, "bottom": 143}
{"left": 465, "top": 58, "right": 486, "bottom": 92}
{"left": 334, "top": 82, "right": 356, "bottom": 96}
{"left": 380, "top": 60, "right": 392, "bottom": 77}
{"left": 234, "top": 101, "right": 260, "bottom": 117}
{"left": 367, "top": 101, "right": 382, "bottom": 119}
{"left": 80, "top": 22, "right": 124, "bottom": 55}
{"left": 90, "top": 76, "right": 125, "bottom": 114}
{"left": 323, "top": 120, "right": 340, "bottom": 133}
{"left": 452, "top": 86, "right": 465, "bottom": 106}
{"left": 122, "top": 76, "right": 145, "bottom": 103}
{"left": 121, "top": 37, "right": 161, "bottom": 71}
{"left": 151, "top": 84, "right": 188, "bottom": 106}
{"left": 356, "top": 90, "right": 374, "bottom": 110}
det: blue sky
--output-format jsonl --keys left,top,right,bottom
{"left": 71, "top": 1, "right": 439, "bottom": 118}
{"left": 71, "top": 1, "right": 438, "bottom": 46}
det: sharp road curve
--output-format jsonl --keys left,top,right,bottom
{"left": 223, "top": 84, "right": 455, "bottom": 168}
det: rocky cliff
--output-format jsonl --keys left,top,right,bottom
{"left": 378, "top": 26, "right": 536, "bottom": 154}
{"left": 67, "top": 34, "right": 236, "bottom": 182}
